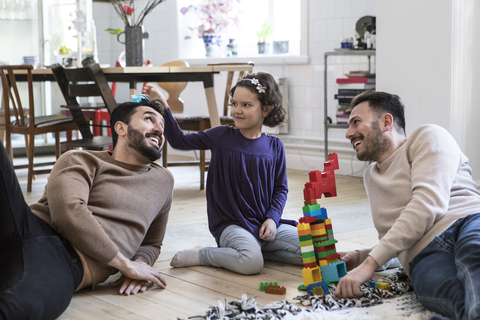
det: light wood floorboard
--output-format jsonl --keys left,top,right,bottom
{"left": 13, "top": 155, "right": 380, "bottom": 320}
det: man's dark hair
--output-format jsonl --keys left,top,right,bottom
{"left": 110, "top": 99, "right": 166, "bottom": 149}
{"left": 350, "top": 91, "right": 406, "bottom": 135}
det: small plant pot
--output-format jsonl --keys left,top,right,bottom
{"left": 257, "top": 42, "right": 271, "bottom": 54}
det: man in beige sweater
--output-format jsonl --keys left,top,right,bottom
{"left": 0, "top": 98, "right": 174, "bottom": 319}
{"left": 335, "top": 91, "right": 480, "bottom": 320}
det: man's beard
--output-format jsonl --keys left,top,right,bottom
{"left": 357, "top": 119, "right": 390, "bottom": 162}
{"left": 127, "top": 126, "right": 162, "bottom": 162}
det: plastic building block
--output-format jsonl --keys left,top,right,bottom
{"left": 297, "top": 223, "right": 311, "bottom": 232}
{"left": 299, "top": 216, "right": 318, "bottom": 224}
{"left": 304, "top": 199, "right": 317, "bottom": 206}
{"left": 373, "top": 281, "right": 390, "bottom": 291}
{"left": 260, "top": 282, "right": 277, "bottom": 291}
{"left": 297, "top": 284, "right": 307, "bottom": 291}
{"left": 265, "top": 285, "right": 286, "bottom": 295}
{"left": 370, "top": 280, "right": 378, "bottom": 288}
{"left": 320, "top": 261, "right": 347, "bottom": 283}
{"left": 302, "top": 267, "right": 322, "bottom": 286}
{"left": 306, "top": 282, "right": 329, "bottom": 295}
{"left": 303, "top": 203, "right": 322, "bottom": 213}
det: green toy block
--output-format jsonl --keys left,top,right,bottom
{"left": 299, "top": 234, "right": 312, "bottom": 242}
{"left": 302, "top": 204, "right": 321, "bottom": 212}
{"left": 260, "top": 282, "right": 278, "bottom": 291}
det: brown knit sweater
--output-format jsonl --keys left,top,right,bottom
{"left": 30, "top": 150, "right": 174, "bottom": 286}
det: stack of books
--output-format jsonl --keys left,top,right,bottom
{"left": 334, "top": 72, "right": 376, "bottom": 125}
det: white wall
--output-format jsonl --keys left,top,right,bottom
{"left": 92, "top": 0, "right": 376, "bottom": 175}
{"left": 376, "top": 0, "right": 480, "bottom": 183}
{"left": 465, "top": 0, "right": 480, "bottom": 183}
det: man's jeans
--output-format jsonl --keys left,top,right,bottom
{"left": 0, "top": 141, "right": 83, "bottom": 320}
{"left": 410, "top": 212, "right": 480, "bottom": 320}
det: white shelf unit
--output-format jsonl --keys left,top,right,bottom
{"left": 323, "top": 50, "right": 376, "bottom": 161}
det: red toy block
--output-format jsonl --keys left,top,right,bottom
{"left": 326, "top": 153, "right": 339, "bottom": 170}
{"left": 265, "top": 285, "right": 286, "bottom": 295}
{"left": 299, "top": 216, "right": 318, "bottom": 224}
{"left": 304, "top": 186, "right": 316, "bottom": 201}
{"left": 303, "top": 262, "right": 318, "bottom": 268}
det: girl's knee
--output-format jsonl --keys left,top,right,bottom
{"left": 237, "top": 251, "right": 264, "bottom": 274}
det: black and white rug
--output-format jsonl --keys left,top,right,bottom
{"left": 177, "top": 269, "right": 434, "bottom": 320}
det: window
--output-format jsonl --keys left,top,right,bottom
{"left": 176, "top": 0, "right": 305, "bottom": 60}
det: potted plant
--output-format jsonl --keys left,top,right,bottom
{"left": 180, "top": 0, "right": 244, "bottom": 57}
{"left": 256, "top": 21, "right": 275, "bottom": 54}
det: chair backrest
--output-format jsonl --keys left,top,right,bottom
{"left": 208, "top": 62, "right": 254, "bottom": 116}
{"left": 0, "top": 65, "right": 34, "bottom": 130}
{"left": 157, "top": 60, "right": 189, "bottom": 114}
{"left": 52, "top": 64, "right": 117, "bottom": 139}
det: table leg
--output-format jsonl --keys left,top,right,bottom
{"left": 202, "top": 73, "right": 220, "bottom": 127}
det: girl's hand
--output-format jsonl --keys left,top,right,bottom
{"left": 142, "top": 83, "right": 169, "bottom": 108}
{"left": 259, "top": 218, "right": 277, "bottom": 242}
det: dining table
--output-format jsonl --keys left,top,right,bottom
{"left": 12, "top": 64, "right": 254, "bottom": 127}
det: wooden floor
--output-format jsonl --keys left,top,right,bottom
{"left": 16, "top": 156, "right": 381, "bottom": 320}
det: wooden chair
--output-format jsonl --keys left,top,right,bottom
{"left": 0, "top": 65, "right": 79, "bottom": 192}
{"left": 52, "top": 64, "right": 117, "bottom": 150}
{"left": 158, "top": 61, "right": 254, "bottom": 190}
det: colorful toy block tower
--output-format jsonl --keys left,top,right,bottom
{"left": 297, "top": 153, "right": 347, "bottom": 295}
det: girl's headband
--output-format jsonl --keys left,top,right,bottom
{"left": 241, "top": 78, "right": 266, "bottom": 94}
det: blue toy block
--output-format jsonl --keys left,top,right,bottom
{"left": 370, "top": 280, "right": 379, "bottom": 288}
{"left": 320, "top": 260, "right": 347, "bottom": 283}
{"left": 306, "top": 281, "right": 329, "bottom": 295}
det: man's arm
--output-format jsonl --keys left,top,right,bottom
{"left": 107, "top": 252, "right": 166, "bottom": 295}
{"left": 47, "top": 152, "right": 119, "bottom": 264}
{"left": 335, "top": 256, "right": 379, "bottom": 298}
{"left": 367, "top": 125, "right": 464, "bottom": 268}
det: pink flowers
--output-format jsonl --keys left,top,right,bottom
{"left": 180, "top": 0, "right": 244, "bottom": 38}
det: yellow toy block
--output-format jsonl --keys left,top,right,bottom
{"left": 376, "top": 282, "right": 390, "bottom": 291}
{"left": 297, "top": 223, "right": 311, "bottom": 231}
{"left": 311, "top": 228, "right": 326, "bottom": 236}
{"left": 324, "top": 218, "right": 332, "bottom": 225}
{"left": 327, "top": 257, "right": 340, "bottom": 264}
{"left": 303, "top": 256, "right": 316, "bottom": 264}
{"left": 317, "top": 259, "right": 328, "bottom": 266}
{"left": 300, "top": 239, "right": 313, "bottom": 247}
{"left": 302, "top": 267, "right": 322, "bottom": 287}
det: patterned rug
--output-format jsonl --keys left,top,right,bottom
{"left": 177, "top": 269, "right": 434, "bottom": 320}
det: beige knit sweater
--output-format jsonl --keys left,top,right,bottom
{"left": 30, "top": 150, "right": 174, "bottom": 286}
{"left": 358, "top": 124, "right": 480, "bottom": 276}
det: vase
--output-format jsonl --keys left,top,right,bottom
{"left": 257, "top": 42, "right": 270, "bottom": 54}
{"left": 117, "top": 25, "right": 149, "bottom": 66}
{"left": 202, "top": 34, "right": 223, "bottom": 58}
{"left": 226, "top": 38, "right": 238, "bottom": 56}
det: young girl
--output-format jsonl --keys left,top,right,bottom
{"left": 143, "top": 72, "right": 302, "bottom": 274}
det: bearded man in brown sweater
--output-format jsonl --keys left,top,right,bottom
{"left": 0, "top": 98, "right": 174, "bottom": 320}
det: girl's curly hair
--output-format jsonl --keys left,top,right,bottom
{"left": 229, "top": 72, "right": 287, "bottom": 127}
